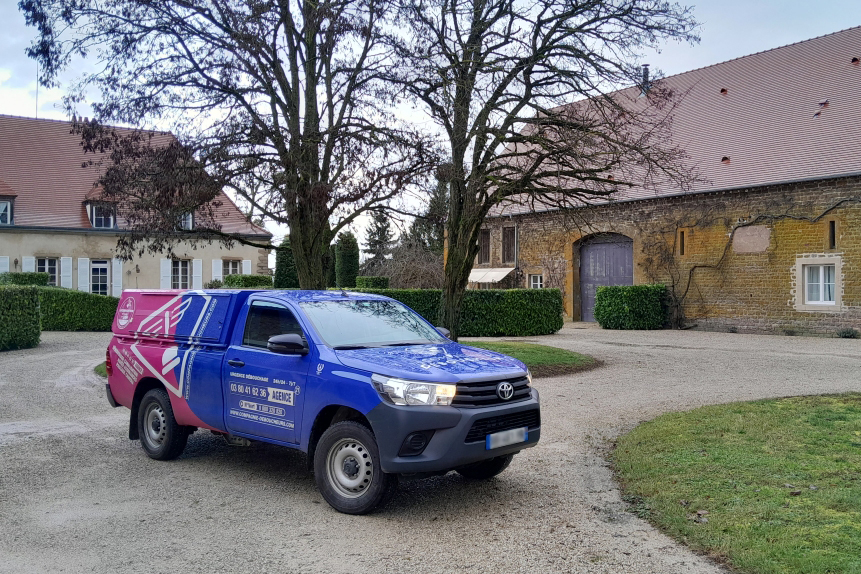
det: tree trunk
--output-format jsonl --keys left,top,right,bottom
{"left": 289, "top": 217, "right": 331, "bottom": 290}
{"left": 440, "top": 176, "right": 483, "bottom": 340}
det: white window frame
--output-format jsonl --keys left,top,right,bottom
{"left": 794, "top": 255, "right": 841, "bottom": 312}
{"left": 0, "top": 200, "right": 11, "bottom": 225}
{"left": 223, "top": 259, "right": 241, "bottom": 277}
{"left": 179, "top": 213, "right": 193, "bottom": 230}
{"left": 529, "top": 274, "right": 544, "bottom": 289}
{"left": 172, "top": 259, "right": 190, "bottom": 289}
{"left": 804, "top": 264, "right": 836, "bottom": 305}
{"left": 36, "top": 257, "right": 59, "bottom": 286}
{"left": 90, "top": 260, "right": 110, "bottom": 296}
{"left": 91, "top": 204, "right": 115, "bottom": 229}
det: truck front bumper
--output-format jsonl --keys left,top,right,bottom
{"left": 366, "top": 388, "right": 540, "bottom": 474}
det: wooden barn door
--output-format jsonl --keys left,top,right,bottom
{"left": 579, "top": 234, "right": 633, "bottom": 322}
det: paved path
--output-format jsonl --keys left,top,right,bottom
{"left": 0, "top": 328, "right": 858, "bottom": 573}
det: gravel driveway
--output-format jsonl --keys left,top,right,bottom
{"left": 1, "top": 327, "right": 859, "bottom": 574}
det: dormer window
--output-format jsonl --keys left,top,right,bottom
{"left": 178, "top": 212, "right": 193, "bottom": 230}
{"left": 0, "top": 200, "right": 11, "bottom": 225}
{"left": 90, "top": 203, "right": 115, "bottom": 229}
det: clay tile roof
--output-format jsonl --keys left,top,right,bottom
{"left": 0, "top": 179, "right": 17, "bottom": 197}
{"left": 84, "top": 185, "right": 105, "bottom": 201}
{"left": 0, "top": 114, "right": 271, "bottom": 237}
{"left": 492, "top": 26, "right": 861, "bottom": 217}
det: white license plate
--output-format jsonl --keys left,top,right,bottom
{"left": 486, "top": 426, "right": 528, "bottom": 450}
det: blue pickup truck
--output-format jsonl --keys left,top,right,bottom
{"left": 106, "top": 289, "right": 541, "bottom": 514}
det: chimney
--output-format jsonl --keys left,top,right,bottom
{"left": 640, "top": 64, "right": 650, "bottom": 96}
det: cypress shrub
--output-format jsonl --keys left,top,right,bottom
{"left": 593, "top": 284, "right": 668, "bottom": 330}
{"left": 0, "top": 286, "right": 41, "bottom": 350}
{"left": 335, "top": 231, "right": 359, "bottom": 288}
{"left": 355, "top": 276, "right": 389, "bottom": 289}
{"left": 38, "top": 288, "right": 119, "bottom": 331}
{"left": 223, "top": 274, "right": 273, "bottom": 288}
{"left": 274, "top": 236, "right": 300, "bottom": 288}
{"left": 0, "top": 272, "right": 50, "bottom": 286}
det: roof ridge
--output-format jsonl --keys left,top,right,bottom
{"left": 653, "top": 25, "right": 861, "bottom": 82}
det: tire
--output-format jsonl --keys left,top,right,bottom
{"left": 137, "top": 388, "right": 189, "bottom": 461}
{"left": 456, "top": 454, "right": 514, "bottom": 480}
{"left": 313, "top": 421, "right": 398, "bottom": 515}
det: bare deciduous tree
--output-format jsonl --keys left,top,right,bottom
{"left": 21, "top": 0, "right": 437, "bottom": 286}
{"left": 387, "top": 0, "right": 700, "bottom": 337}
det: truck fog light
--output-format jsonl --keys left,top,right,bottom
{"left": 398, "top": 430, "right": 435, "bottom": 457}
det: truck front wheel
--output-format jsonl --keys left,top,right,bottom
{"left": 456, "top": 454, "right": 514, "bottom": 480}
{"left": 314, "top": 421, "right": 398, "bottom": 515}
{"left": 137, "top": 388, "right": 189, "bottom": 461}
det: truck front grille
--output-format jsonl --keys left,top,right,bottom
{"left": 465, "top": 409, "right": 541, "bottom": 443}
{"left": 452, "top": 376, "right": 531, "bottom": 408}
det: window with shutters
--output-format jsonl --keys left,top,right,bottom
{"left": 37, "top": 258, "right": 58, "bottom": 286}
{"left": 478, "top": 229, "right": 490, "bottom": 264}
{"left": 91, "top": 260, "right": 110, "bottom": 295}
{"left": 223, "top": 260, "right": 241, "bottom": 276}
{"left": 502, "top": 227, "right": 516, "bottom": 264}
{"left": 172, "top": 260, "right": 190, "bottom": 289}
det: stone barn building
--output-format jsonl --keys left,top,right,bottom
{"left": 471, "top": 27, "right": 861, "bottom": 334}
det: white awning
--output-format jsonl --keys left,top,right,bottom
{"left": 468, "top": 267, "right": 515, "bottom": 283}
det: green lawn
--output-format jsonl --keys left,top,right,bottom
{"left": 614, "top": 394, "right": 861, "bottom": 574}
{"left": 94, "top": 362, "right": 107, "bottom": 378}
{"left": 462, "top": 341, "right": 597, "bottom": 377}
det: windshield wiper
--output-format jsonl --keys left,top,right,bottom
{"left": 332, "top": 344, "right": 375, "bottom": 350}
{"left": 383, "top": 342, "right": 430, "bottom": 347}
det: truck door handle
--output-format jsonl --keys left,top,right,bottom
{"left": 227, "top": 359, "right": 245, "bottom": 367}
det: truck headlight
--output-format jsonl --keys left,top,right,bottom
{"left": 526, "top": 369, "right": 533, "bottom": 386}
{"left": 371, "top": 374, "right": 456, "bottom": 406}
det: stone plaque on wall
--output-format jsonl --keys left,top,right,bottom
{"left": 732, "top": 225, "right": 771, "bottom": 253}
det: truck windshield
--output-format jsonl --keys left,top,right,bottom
{"left": 300, "top": 300, "right": 447, "bottom": 348}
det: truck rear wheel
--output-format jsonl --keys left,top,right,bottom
{"left": 456, "top": 454, "right": 514, "bottom": 480}
{"left": 314, "top": 421, "right": 398, "bottom": 515}
{"left": 138, "top": 388, "right": 188, "bottom": 461}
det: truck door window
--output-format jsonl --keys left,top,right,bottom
{"left": 242, "top": 301, "right": 304, "bottom": 349}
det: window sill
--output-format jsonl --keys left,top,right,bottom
{"left": 795, "top": 303, "right": 840, "bottom": 313}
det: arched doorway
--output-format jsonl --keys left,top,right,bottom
{"left": 579, "top": 233, "right": 633, "bottom": 321}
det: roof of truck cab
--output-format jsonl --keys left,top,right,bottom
{"left": 263, "top": 290, "right": 393, "bottom": 302}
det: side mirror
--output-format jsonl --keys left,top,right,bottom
{"left": 268, "top": 333, "right": 308, "bottom": 355}
{"left": 436, "top": 326, "right": 451, "bottom": 339}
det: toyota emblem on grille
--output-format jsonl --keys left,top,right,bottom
{"left": 496, "top": 381, "right": 514, "bottom": 400}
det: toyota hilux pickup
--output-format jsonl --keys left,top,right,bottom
{"left": 105, "top": 289, "right": 541, "bottom": 514}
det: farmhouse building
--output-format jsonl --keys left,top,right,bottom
{"left": 472, "top": 27, "right": 861, "bottom": 334}
{"left": 0, "top": 115, "right": 271, "bottom": 293}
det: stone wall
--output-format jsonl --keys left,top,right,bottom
{"left": 478, "top": 175, "right": 861, "bottom": 334}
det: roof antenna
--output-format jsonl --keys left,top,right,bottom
{"left": 35, "top": 61, "right": 38, "bottom": 119}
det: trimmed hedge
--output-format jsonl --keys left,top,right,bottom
{"left": 355, "top": 276, "right": 390, "bottom": 289}
{"left": 0, "top": 286, "right": 41, "bottom": 350}
{"left": 0, "top": 272, "right": 50, "bottom": 286}
{"left": 460, "top": 289, "right": 565, "bottom": 337}
{"left": 593, "top": 284, "right": 668, "bottom": 330}
{"left": 347, "top": 288, "right": 564, "bottom": 337}
{"left": 223, "top": 274, "right": 273, "bottom": 288}
{"left": 39, "top": 288, "right": 119, "bottom": 331}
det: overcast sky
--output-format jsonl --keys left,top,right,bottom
{"left": 1, "top": 1, "right": 858, "bottom": 248}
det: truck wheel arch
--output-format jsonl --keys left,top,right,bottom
{"left": 307, "top": 405, "right": 371, "bottom": 471}
{"left": 128, "top": 377, "right": 168, "bottom": 440}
